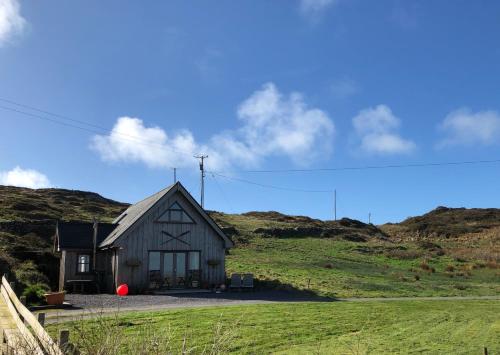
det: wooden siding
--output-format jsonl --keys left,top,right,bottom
{"left": 114, "top": 190, "right": 226, "bottom": 290}
{"left": 60, "top": 249, "right": 113, "bottom": 291}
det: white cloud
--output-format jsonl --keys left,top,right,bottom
{"left": 0, "top": 0, "right": 26, "bottom": 46}
{"left": 352, "top": 104, "right": 416, "bottom": 155}
{"left": 0, "top": 166, "right": 51, "bottom": 188}
{"left": 91, "top": 83, "right": 335, "bottom": 171}
{"left": 438, "top": 108, "right": 500, "bottom": 147}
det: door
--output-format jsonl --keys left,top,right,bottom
{"left": 163, "top": 252, "right": 187, "bottom": 288}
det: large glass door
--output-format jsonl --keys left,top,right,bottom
{"left": 163, "top": 252, "right": 187, "bottom": 288}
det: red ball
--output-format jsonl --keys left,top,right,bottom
{"left": 116, "top": 284, "right": 128, "bottom": 296}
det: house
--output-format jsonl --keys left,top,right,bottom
{"left": 54, "top": 182, "right": 234, "bottom": 293}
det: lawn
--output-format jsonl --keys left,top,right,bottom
{"left": 226, "top": 237, "right": 500, "bottom": 298}
{"left": 49, "top": 300, "right": 500, "bottom": 354}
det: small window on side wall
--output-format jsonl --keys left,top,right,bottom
{"left": 77, "top": 254, "right": 91, "bottom": 273}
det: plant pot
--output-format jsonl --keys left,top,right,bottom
{"left": 44, "top": 291, "right": 65, "bottom": 305}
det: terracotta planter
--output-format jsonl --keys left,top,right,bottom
{"left": 44, "top": 291, "right": 65, "bottom": 305}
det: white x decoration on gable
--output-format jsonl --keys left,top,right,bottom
{"left": 156, "top": 202, "right": 195, "bottom": 224}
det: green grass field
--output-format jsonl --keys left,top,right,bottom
{"left": 49, "top": 300, "right": 500, "bottom": 354}
{"left": 226, "top": 237, "right": 500, "bottom": 298}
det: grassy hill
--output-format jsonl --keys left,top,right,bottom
{"left": 0, "top": 185, "right": 498, "bottom": 298}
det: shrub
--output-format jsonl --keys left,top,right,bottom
{"left": 419, "top": 262, "right": 431, "bottom": 271}
{"left": 386, "top": 249, "right": 422, "bottom": 260}
{"left": 14, "top": 261, "right": 50, "bottom": 287}
{"left": 486, "top": 261, "right": 499, "bottom": 269}
{"left": 22, "top": 283, "right": 49, "bottom": 306}
{"left": 414, "top": 274, "right": 420, "bottom": 281}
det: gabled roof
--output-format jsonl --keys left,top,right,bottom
{"left": 98, "top": 182, "right": 233, "bottom": 248}
{"left": 56, "top": 222, "right": 117, "bottom": 250}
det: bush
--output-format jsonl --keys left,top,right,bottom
{"left": 14, "top": 261, "right": 50, "bottom": 287}
{"left": 486, "top": 261, "right": 499, "bottom": 269}
{"left": 419, "top": 262, "right": 431, "bottom": 271}
{"left": 22, "top": 283, "right": 49, "bottom": 306}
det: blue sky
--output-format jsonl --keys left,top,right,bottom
{"left": 1, "top": 0, "right": 500, "bottom": 223}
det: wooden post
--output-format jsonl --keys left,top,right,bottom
{"left": 484, "top": 347, "right": 488, "bottom": 355}
{"left": 37, "top": 313, "right": 46, "bottom": 327}
{"left": 58, "top": 329, "right": 70, "bottom": 348}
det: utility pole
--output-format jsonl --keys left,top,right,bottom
{"left": 368, "top": 212, "right": 371, "bottom": 224}
{"left": 195, "top": 155, "right": 208, "bottom": 208}
{"left": 334, "top": 189, "right": 337, "bottom": 221}
{"left": 173, "top": 168, "right": 177, "bottom": 183}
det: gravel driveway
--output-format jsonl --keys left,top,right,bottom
{"left": 43, "top": 290, "right": 330, "bottom": 323}
{"left": 65, "top": 290, "right": 327, "bottom": 310}
{"left": 43, "top": 292, "right": 499, "bottom": 324}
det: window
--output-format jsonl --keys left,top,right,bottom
{"left": 188, "top": 251, "right": 200, "bottom": 271}
{"left": 156, "top": 202, "right": 195, "bottom": 224}
{"left": 149, "top": 252, "right": 162, "bottom": 287}
{"left": 149, "top": 252, "right": 161, "bottom": 272}
{"left": 77, "top": 254, "right": 91, "bottom": 273}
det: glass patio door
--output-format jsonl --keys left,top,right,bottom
{"left": 163, "top": 252, "right": 187, "bottom": 288}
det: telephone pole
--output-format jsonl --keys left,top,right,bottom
{"left": 195, "top": 155, "right": 208, "bottom": 208}
{"left": 334, "top": 189, "right": 337, "bottom": 221}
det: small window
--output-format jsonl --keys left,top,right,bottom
{"left": 77, "top": 254, "right": 91, "bottom": 273}
{"left": 188, "top": 251, "right": 200, "bottom": 271}
{"left": 149, "top": 252, "right": 161, "bottom": 271}
{"left": 156, "top": 202, "right": 195, "bottom": 224}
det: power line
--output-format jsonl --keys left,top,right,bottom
{"left": 0, "top": 97, "right": 105, "bottom": 130}
{"left": 0, "top": 102, "right": 196, "bottom": 158}
{"left": 210, "top": 171, "right": 331, "bottom": 193}
{"left": 211, "top": 158, "right": 500, "bottom": 174}
{"left": 3, "top": 97, "right": 500, "bottom": 177}
{"left": 209, "top": 173, "right": 235, "bottom": 211}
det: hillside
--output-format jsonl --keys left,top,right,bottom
{"left": 0, "top": 185, "right": 498, "bottom": 298}
{"left": 381, "top": 206, "right": 500, "bottom": 240}
{"left": 0, "top": 185, "right": 128, "bottom": 222}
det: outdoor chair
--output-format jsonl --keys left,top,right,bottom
{"left": 149, "top": 270, "right": 162, "bottom": 289}
{"left": 242, "top": 273, "right": 254, "bottom": 291}
{"left": 229, "top": 273, "right": 242, "bottom": 291}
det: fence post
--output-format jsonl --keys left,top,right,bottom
{"left": 484, "top": 347, "right": 488, "bottom": 355}
{"left": 37, "top": 312, "right": 46, "bottom": 327}
{"left": 59, "top": 329, "right": 70, "bottom": 348}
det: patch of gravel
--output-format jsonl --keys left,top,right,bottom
{"left": 64, "top": 290, "right": 327, "bottom": 311}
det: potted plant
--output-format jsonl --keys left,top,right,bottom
{"left": 207, "top": 259, "right": 220, "bottom": 267}
{"left": 44, "top": 291, "right": 66, "bottom": 305}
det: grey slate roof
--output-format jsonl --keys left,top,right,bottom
{"left": 57, "top": 222, "right": 117, "bottom": 250}
{"left": 98, "top": 184, "right": 175, "bottom": 248}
